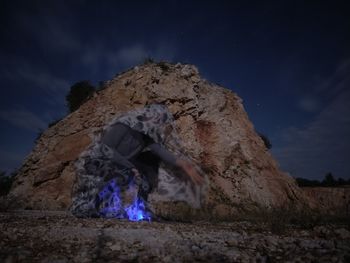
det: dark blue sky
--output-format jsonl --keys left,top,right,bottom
{"left": 0, "top": 0, "right": 349, "bottom": 180}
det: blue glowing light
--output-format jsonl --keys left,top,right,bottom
{"left": 125, "top": 197, "right": 152, "bottom": 222}
{"left": 97, "top": 178, "right": 152, "bottom": 221}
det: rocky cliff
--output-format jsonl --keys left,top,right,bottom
{"left": 6, "top": 62, "right": 307, "bottom": 219}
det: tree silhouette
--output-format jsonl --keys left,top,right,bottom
{"left": 0, "top": 170, "right": 14, "bottom": 196}
{"left": 66, "top": 81, "right": 95, "bottom": 113}
{"left": 295, "top": 172, "right": 350, "bottom": 187}
{"left": 322, "top": 172, "right": 336, "bottom": 186}
{"left": 295, "top": 177, "right": 321, "bottom": 187}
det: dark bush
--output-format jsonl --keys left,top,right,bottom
{"left": 66, "top": 81, "right": 95, "bottom": 113}
{"left": 143, "top": 57, "right": 154, "bottom": 64}
{"left": 258, "top": 132, "right": 272, "bottom": 149}
{"left": 322, "top": 172, "right": 336, "bottom": 186}
{"left": 0, "top": 170, "right": 15, "bottom": 196}
{"left": 157, "top": 61, "right": 171, "bottom": 72}
{"left": 296, "top": 177, "right": 321, "bottom": 187}
{"left": 34, "top": 128, "right": 44, "bottom": 144}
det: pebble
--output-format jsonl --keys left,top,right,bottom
{"left": 191, "top": 245, "right": 200, "bottom": 251}
{"left": 110, "top": 243, "right": 121, "bottom": 251}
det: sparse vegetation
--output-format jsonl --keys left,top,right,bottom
{"left": 157, "top": 61, "right": 171, "bottom": 72}
{"left": 96, "top": 80, "right": 108, "bottom": 92}
{"left": 143, "top": 57, "right": 155, "bottom": 64}
{"left": 296, "top": 172, "right": 350, "bottom": 187}
{"left": 238, "top": 203, "right": 350, "bottom": 235}
{"left": 48, "top": 117, "right": 63, "bottom": 128}
{"left": 258, "top": 132, "right": 272, "bottom": 149}
{"left": 34, "top": 128, "right": 44, "bottom": 144}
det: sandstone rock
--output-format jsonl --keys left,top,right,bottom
{"left": 7, "top": 61, "right": 308, "bottom": 219}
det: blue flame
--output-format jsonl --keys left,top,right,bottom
{"left": 97, "top": 178, "right": 152, "bottom": 221}
{"left": 125, "top": 197, "right": 152, "bottom": 222}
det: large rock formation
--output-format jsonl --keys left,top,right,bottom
{"left": 6, "top": 62, "right": 307, "bottom": 219}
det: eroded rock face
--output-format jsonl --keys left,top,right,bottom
{"left": 7, "top": 62, "right": 307, "bottom": 218}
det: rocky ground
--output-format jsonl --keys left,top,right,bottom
{"left": 0, "top": 210, "right": 349, "bottom": 263}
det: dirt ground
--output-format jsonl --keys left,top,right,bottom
{"left": 0, "top": 210, "right": 349, "bottom": 262}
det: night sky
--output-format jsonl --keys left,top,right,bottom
{"left": 0, "top": 0, "right": 349, "bottom": 180}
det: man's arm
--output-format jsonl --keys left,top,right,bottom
{"left": 148, "top": 143, "right": 178, "bottom": 167}
{"left": 149, "top": 143, "right": 204, "bottom": 185}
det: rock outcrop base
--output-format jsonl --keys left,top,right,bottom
{"left": 7, "top": 62, "right": 308, "bottom": 219}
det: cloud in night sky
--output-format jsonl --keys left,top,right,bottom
{"left": 17, "top": 67, "right": 70, "bottom": 95}
{"left": 298, "top": 97, "right": 320, "bottom": 112}
{"left": 272, "top": 61, "right": 350, "bottom": 179}
{"left": 82, "top": 42, "right": 176, "bottom": 77}
{"left": 13, "top": 1, "right": 81, "bottom": 53}
{"left": 115, "top": 45, "right": 149, "bottom": 65}
{"left": 297, "top": 97, "right": 321, "bottom": 112}
{"left": 111, "top": 43, "right": 176, "bottom": 66}
{"left": 0, "top": 108, "right": 47, "bottom": 132}
{"left": 0, "top": 150, "right": 25, "bottom": 173}
{"left": 316, "top": 59, "right": 350, "bottom": 97}
{"left": 1, "top": 60, "right": 71, "bottom": 107}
